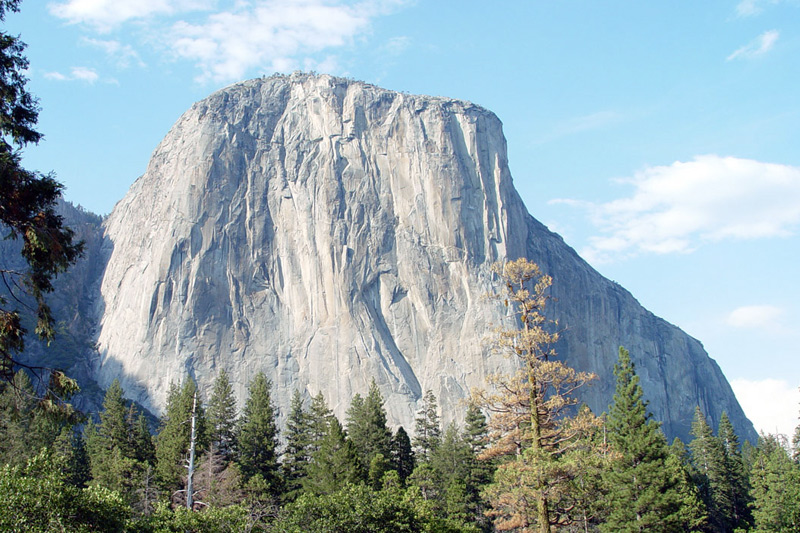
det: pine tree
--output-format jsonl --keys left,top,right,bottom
{"left": 346, "top": 380, "right": 392, "bottom": 484}
{"left": 390, "top": 426, "right": 415, "bottom": 482}
{"left": 236, "top": 372, "right": 281, "bottom": 496}
{"left": 132, "top": 411, "right": 156, "bottom": 466}
{"left": 463, "top": 402, "right": 489, "bottom": 456}
{"left": 282, "top": 389, "right": 311, "bottom": 500}
{"left": 749, "top": 434, "right": 800, "bottom": 531}
{"left": 689, "top": 407, "right": 729, "bottom": 532}
{"left": 0, "top": 369, "right": 58, "bottom": 465}
{"left": 716, "top": 412, "right": 752, "bottom": 530}
{"left": 601, "top": 346, "right": 705, "bottom": 532}
{"left": 85, "top": 378, "right": 155, "bottom": 505}
{"left": 307, "top": 391, "right": 335, "bottom": 452}
{"left": 303, "top": 416, "right": 361, "bottom": 496}
{"left": 474, "top": 259, "right": 598, "bottom": 533}
{"left": 206, "top": 369, "right": 237, "bottom": 461}
{"left": 100, "top": 379, "right": 133, "bottom": 456}
{"left": 0, "top": 0, "right": 83, "bottom": 393}
{"left": 413, "top": 390, "right": 441, "bottom": 462}
{"left": 155, "top": 378, "right": 207, "bottom": 496}
{"left": 53, "top": 425, "right": 90, "bottom": 487}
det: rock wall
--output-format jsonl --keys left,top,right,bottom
{"left": 91, "top": 73, "right": 755, "bottom": 442}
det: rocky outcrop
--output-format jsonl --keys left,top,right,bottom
{"left": 88, "top": 72, "right": 753, "bottom": 442}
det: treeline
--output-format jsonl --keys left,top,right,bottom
{"left": 2, "top": 259, "right": 799, "bottom": 532}
{"left": 1, "top": 354, "right": 798, "bottom": 532}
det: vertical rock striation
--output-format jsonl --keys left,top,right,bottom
{"left": 93, "top": 73, "right": 755, "bottom": 442}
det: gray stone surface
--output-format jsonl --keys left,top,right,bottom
{"left": 90, "top": 72, "right": 755, "bottom": 442}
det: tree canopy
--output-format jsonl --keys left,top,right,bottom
{"left": 0, "top": 0, "right": 82, "bottom": 403}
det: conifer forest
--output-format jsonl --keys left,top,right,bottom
{"left": 1, "top": 258, "right": 799, "bottom": 532}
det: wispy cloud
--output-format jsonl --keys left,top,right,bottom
{"left": 735, "top": 0, "right": 788, "bottom": 17}
{"left": 535, "top": 110, "right": 622, "bottom": 144}
{"left": 49, "top": 0, "right": 411, "bottom": 82}
{"left": 551, "top": 155, "right": 800, "bottom": 263}
{"left": 170, "top": 2, "right": 373, "bottom": 82}
{"left": 383, "top": 36, "right": 411, "bottom": 56}
{"left": 730, "top": 378, "right": 799, "bottom": 437}
{"left": 81, "top": 37, "right": 146, "bottom": 68}
{"left": 727, "top": 30, "right": 780, "bottom": 61}
{"left": 48, "top": 0, "right": 216, "bottom": 32}
{"left": 44, "top": 66, "right": 101, "bottom": 83}
{"left": 726, "top": 305, "right": 786, "bottom": 330}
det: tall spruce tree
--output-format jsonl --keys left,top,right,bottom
{"left": 601, "top": 347, "right": 705, "bottom": 532}
{"left": 390, "top": 426, "right": 415, "bottom": 483}
{"left": 346, "top": 380, "right": 392, "bottom": 485}
{"left": 154, "top": 378, "right": 207, "bottom": 496}
{"left": 0, "top": 369, "right": 58, "bottom": 465}
{"left": 282, "top": 389, "right": 312, "bottom": 500}
{"left": 53, "top": 425, "right": 90, "bottom": 487}
{"left": 413, "top": 390, "right": 441, "bottom": 462}
{"left": 84, "top": 379, "right": 155, "bottom": 503}
{"left": 206, "top": 369, "right": 237, "bottom": 461}
{"left": 689, "top": 407, "right": 729, "bottom": 532}
{"left": 307, "top": 391, "right": 335, "bottom": 453}
{"left": 716, "top": 412, "right": 752, "bottom": 530}
{"left": 303, "top": 416, "right": 361, "bottom": 496}
{"left": 236, "top": 372, "right": 281, "bottom": 496}
{"left": 749, "top": 434, "right": 800, "bottom": 531}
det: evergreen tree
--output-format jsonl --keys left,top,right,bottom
{"left": 346, "top": 380, "right": 392, "bottom": 484}
{"left": 431, "top": 423, "right": 487, "bottom": 527}
{"left": 206, "top": 369, "right": 237, "bottom": 461}
{"left": 282, "top": 389, "right": 311, "bottom": 500}
{"left": 303, "top": 416, "right": 361, "bottom": 496}
{"left": 0, "top": 369, "right": 58, "bottom": 465}
{"left": 716, "top": 412, "right": 752, "bottom": 530}
{"left": 53, "top": 425, "right": 91, "bottom": 487}
{"left": 390, "top": 426, "right": 415, "bottom": 483}
{"left": 155, "top": 378, "right": 206, "bottom": 496}
{"left": 308, "top": 391, "right": 335, "bottom": 452}
{"left": 132, "top": 410, "right": 156, "bottom": 466}
{"left": 793, "top": 423, "right": 800, "bottom": 463}
{"left": 463, "top": 402, "right": 489, "bottom": 457}
{"left": 749, "top": 434, "right": 800, "bottom": 531}
{"left": 236, "top": 372, "right": 281, "bottom": 496}
{"left": 99, "top": 379, "right": 133, "bottom": 457}
{"left": 474, "top": 259, "right": 598, "bottom": 533}
{"left": 0, "top": 0, "right": 83, "bottom": 393}
{"left": 413, "top": 390, "right": 441, "bottom": 462}
{"left": 689, "top": 407, "right": 729, "bottom": 532}
{"left": 86, "top": 379, "right": 156, "bottom": 507}
{"left": 601, "top": 346, "right": 705, "bottom": 532}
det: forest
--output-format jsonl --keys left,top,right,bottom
{"left": 1, "top": 259, "right": 799, "bottom": 532}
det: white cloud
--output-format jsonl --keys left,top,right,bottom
{"left": 727, "top": 30, "right": 780, "bottom": 61}
{"left": 734, "top": 0, "right": 795, "bottom": 17}
{"left": 48, "top": 0, "right": 215, "bottom": 32}
{"left": 552, "top": 155, "right": 800, "bottom": 263}
{"left": 535, "top": 110, "right": 622, "bottom": 144}
{"left": 383, "top": 36, "right": 410, "bottom": 56}
{"left": 82, "top": 37, "right": 146, "bottom": 67}
{"left": 44, "top": 66, "right": 100, "bottom": 83}
{"left": 730, "top": 378, "right": 799, "bottom": 438}
{"left": 726, "top": 305, "right": 785, "bottom": 329}
{"left": 49, "top": 0, "right": 409, "bottom": 82}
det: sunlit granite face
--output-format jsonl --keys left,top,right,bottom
{"left": 90, "top": 72, "right": 755, "bottom": 443}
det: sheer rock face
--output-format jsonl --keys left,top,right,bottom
{"left": 94, "top": 73, "right": 755, "bottom": 442}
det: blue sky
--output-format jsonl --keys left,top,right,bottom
{"left": 9, "top": 0, "right": 800, "bottom": 437}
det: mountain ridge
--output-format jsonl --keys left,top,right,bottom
{"left": 13, "top": 72, "right": 755, "bottom": 443}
